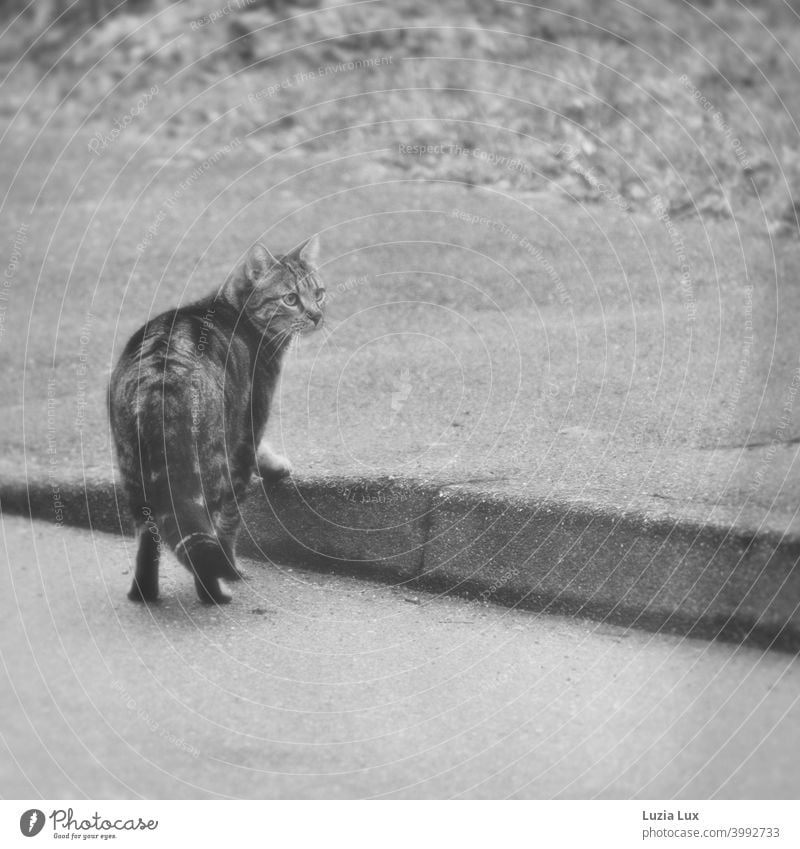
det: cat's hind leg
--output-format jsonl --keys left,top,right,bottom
{"left": 159, "top": 500, "right": 236, "bottom": 605}
{"left": 128, "top": 509, "right": 161, "bottom": 602}
{"left": 180, "top": 537, "right": 233, "bottom": 605}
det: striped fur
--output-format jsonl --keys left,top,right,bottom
{"left": 109, "top": 237, "right": 325, "bottom": 604}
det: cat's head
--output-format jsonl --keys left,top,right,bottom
{"left": 225, "top": 236, "right": 325, "bottom": 341}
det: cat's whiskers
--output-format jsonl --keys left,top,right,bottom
{"left": 319, "top": 322, "right": 343, "bottom": 354}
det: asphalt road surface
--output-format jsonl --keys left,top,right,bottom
{"left": 1, "top": 517, "right": 798, "bottom": 799}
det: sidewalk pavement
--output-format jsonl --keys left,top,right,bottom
{"left": 1, "top": 173, "right": 798, "bottom": 650}
{"left": 2, "top": 516, "right": 798, "bottom": 799}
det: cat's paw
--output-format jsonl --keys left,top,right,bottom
{"left": 256, "top": 445, "right": 293, "bottom": 481}
{"left": 194, "top": 576, "right": 232, "bottom": 605}
{"left": 128, "top": 580, "right": 159, "bottom": 603}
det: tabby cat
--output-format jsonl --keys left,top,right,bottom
{"left": 109, "top": 236, "right": 325, "bottom": 604}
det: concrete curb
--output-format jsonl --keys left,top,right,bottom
{"left": 2, "top": 470, "right": 799, "bottom": 652}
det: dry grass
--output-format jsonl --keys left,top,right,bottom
{"left": 3, "top": 0, "right": 800, "bottom": 230}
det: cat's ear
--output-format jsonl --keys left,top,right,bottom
{"left": 292, "top": 235, "right": 320, "bottom": 268}
{"left": 245, "top": 242, "right": 278, "bottom": 284}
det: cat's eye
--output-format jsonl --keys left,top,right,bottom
{"left": 315, "top": 289, "right": 326, "bottom": 303}
{"left": 283, "top": 293, "right": 299, "bottom": 307}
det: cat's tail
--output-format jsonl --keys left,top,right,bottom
{"left": 142, "top": 445, "right": 239, "bottom": 605}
